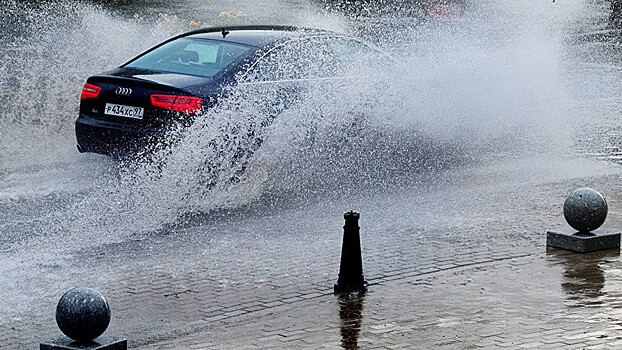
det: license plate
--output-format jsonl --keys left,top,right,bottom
{"left": 104, "top": 103, "right": 144, "bottom": 119}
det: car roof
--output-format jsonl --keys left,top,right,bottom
{"left": 180, "top": 25, "right": 336, "bottom": 48}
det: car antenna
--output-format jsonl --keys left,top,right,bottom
{"left": 221, "top": 28, "right": 230, "bottom": 38}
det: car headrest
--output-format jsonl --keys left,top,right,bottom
{"left": 180, "top": 50, "right": 199, "bottom": 63}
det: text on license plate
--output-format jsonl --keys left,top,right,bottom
{"left": 104, "top": 103, "right": 144, "bottom": 119}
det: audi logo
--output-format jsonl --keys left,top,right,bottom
{"left": 115, "top": 87, "right": 132, "bottom": 96}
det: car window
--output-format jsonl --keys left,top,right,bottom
{"left": 125, "top": 37, "right": 250, "bottom": 78}
{"left": 185, "top": 43, "right": 219, "bottom": 63}
{"left": 241, "top": 37, "right": 342, "bottom": 83}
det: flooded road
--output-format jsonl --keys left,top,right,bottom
{"left": 3, "top": 0, "right": 622, "bottom": 348}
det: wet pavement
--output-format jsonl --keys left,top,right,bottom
{"left": 138, "top": 251, "right": 622, "bottom": 349}
{"left": 3, "top": 155, "right": 622, "bottom": 348}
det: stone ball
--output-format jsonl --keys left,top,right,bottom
{"left": 56, "top": 287, "right": 110, "bottom": 342}
{"left": 563, "top": 188, "right": 608, "bottom": 233}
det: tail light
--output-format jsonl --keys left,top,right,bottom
{"left": 151, "top": 94, "right": 202, "bottom": 113}
{"left": 81, "top": 83, "right": 101, "bottom": 99}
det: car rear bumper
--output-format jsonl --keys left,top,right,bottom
{"left": 75, "top": 114, "right": 163, "bottom": 155}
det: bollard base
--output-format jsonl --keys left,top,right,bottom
{"left": 546, "top": 228, "right": 621, "bottom": 253}
{"left": 334, "top": 281, "right": 368, "bottom": 294}
{"left": 40, "top": 338, "right": 127, "bottom": 350}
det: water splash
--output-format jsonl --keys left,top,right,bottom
{"left": 0, "top": 0, "right": 587, "bottom": 246}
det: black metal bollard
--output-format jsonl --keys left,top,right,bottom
{"left": 335, "top": 211, "right": 367, "bottom": 293}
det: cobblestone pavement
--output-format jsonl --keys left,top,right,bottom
{"left": 138, "top": 251, "right": 622, "bottom": 349}
{"left": 3, "top": 156, "right": 622, "bottom": 349}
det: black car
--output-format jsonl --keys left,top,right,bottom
{"left": 75, "top": 25, "right": 391, "bottom": 156}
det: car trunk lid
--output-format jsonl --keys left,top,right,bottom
{"left": 80, "top": 69, "right": 211, "bottom": 127}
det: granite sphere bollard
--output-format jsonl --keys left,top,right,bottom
{"left": 547, "top": 187, "right": 619, "bottom": 253}
{"left": 56, "top": 287, "right": 111, "bottom": 342}
{"left": 563, "top": 187, "right": 608, "bottom": 233}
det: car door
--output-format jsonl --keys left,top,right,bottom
{"left": 236, "top": 36, "right": 346, "bottom": 117}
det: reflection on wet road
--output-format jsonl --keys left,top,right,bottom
{"left": 338, "top": 292, "right": 365, "bottom": 350}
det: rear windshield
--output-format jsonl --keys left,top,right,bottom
{"left": 124, "top": 37, "right": 251, "bottom": 78}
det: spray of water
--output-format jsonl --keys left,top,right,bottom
{"left": 0, "top": 0, "right": 589, "bottom": 249}
{"left": 125, "top": 1, "right": 584, "bottom": 215}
